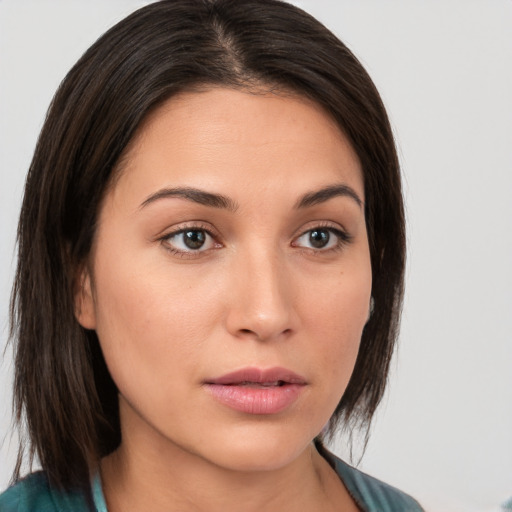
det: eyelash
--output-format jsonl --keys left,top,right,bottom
{"left": 292, "top": 223, "right": 352, "bottom": 254}
{"left": 159, "top": 222, "right": 352, "bottom": 258}
{"left": 159, "top": 222, "right": 220, "bottom": 258}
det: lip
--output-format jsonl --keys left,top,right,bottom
{"left": 204, "top": 367, "right": 307, "bottom": 415}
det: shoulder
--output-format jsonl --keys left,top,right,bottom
{"left": 0, "top": 472, "right": 54, "bottom": 512}
{"left": 0, "top": 472, "right": 92, "bottom": 512}
{"left": 329, "top": 453, "right": 424, "bottom": 512}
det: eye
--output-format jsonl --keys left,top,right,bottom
{"left": 163, "top": 228, "right": 217, "bottom": 253}
{"left": 293, "top": 227, "right": 348, "bottom": 251}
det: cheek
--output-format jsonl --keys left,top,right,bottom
{"left": 298, "top": 260, "right": 371, "bottom": 400}
{"left": 89, "top": 248, "right": 221, "bottom": 400}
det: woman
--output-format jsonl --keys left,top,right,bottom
{"left": 0, "top": 0, "right": 423, "bottom": 510}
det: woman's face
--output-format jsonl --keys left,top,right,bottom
{"left": 77, "top": 88, "right": 372, "bottom": 471}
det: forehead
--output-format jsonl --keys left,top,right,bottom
{"left": 110, "top": 87, "right": 364, "bottom": 208}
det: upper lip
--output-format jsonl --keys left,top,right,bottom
{"left": 205, "top": 367, "right": 307, "bottom": 385}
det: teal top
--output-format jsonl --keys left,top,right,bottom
{"left": 0, "top": 453, "right": 423, "bottom": 511}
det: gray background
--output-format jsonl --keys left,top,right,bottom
{"left": 1, "top": 1, "right": 511, "bottom": 510}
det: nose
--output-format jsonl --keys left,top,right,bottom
{"left": 225, "top": 246, "right": 295, "bottom": 342}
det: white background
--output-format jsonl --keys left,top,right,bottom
{"left": 1, "top": 1, "right": 511, "bottom": 511}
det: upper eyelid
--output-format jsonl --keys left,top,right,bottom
{"left": 294, "top": 220, "right": 349, "bottom": 238}
{"left": 158, "top": 221, "right": 219, "bottom": 239}
{"left": 157, "top": 220, "right": 350, "bottom": 244}
{"left": 167, "top": 226, "right": 215, "bottom": 237}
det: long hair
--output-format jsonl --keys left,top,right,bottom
{"left": 11, "top": 0, "right": 405, "bottom": 491}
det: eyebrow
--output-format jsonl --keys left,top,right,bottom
{"left": 295, "top": 184, "right": 363, "bottom": 209}
{"left": 140, "top": 187, "right": 239, "bottom": 212}
{"left": 139, "top": 183, "right": 363, "bottom": 212}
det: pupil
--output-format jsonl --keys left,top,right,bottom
{"left": 309, "top": 229, "right": 329, "bottom": 248}
{"left": 184, "top": 230, "right": 206, "bottom": 249}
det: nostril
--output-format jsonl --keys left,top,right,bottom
{"left": 237, "top": 327, "right": 292, "bottom": 340}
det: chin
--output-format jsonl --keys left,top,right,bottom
{"left": 195, "top": 426, "right": 315, "bottom": 473}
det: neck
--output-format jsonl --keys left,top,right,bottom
{"left": 100, "top": 440, "right": 356, "bottom": 512}
{"left": 99, "top": 400, "right": 357, "bottom": 512}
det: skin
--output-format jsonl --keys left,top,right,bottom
{"left": 76, "top": 88, "right": 371, "bottom": 512}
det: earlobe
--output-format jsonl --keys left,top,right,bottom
{"left": 74, "top": 266, "right": 96, "bottom": 330}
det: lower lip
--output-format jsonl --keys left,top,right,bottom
{"left": 204, "top": 383, "right": 304, "bottom": 414}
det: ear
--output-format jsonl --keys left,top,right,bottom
{"left": 74, "top": 265, "right": 97, "bottom": 330}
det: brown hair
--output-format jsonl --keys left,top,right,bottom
{"left": 10, "top": 0, "right": 405, "bottom": 492}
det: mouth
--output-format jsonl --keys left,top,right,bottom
{"left": 203, "top": 367, "right": 306, "bottom": 415}
{"left": 230, "top": 381, "right": 288, "bottom": 388}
